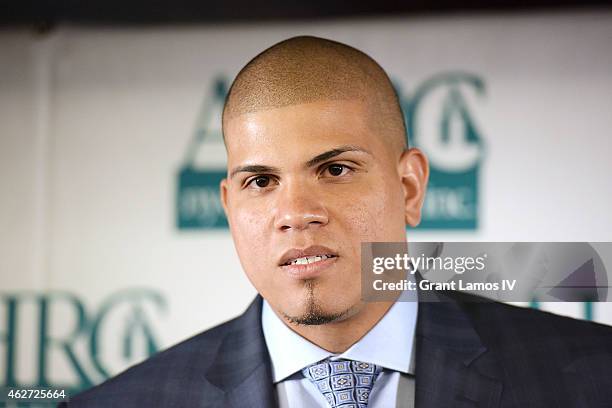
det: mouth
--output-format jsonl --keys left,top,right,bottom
{"left": 282, "top": 254, "right": 337, "bottom": 266}
{"left": 278, "top": 245, "right": 339, "bottom": 266}
{"left": 278, "top": 245, "right": 339, "bottom": 279}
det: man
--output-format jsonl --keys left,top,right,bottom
{"left": 63, "top": 36, "right": 612, "bottom": 407}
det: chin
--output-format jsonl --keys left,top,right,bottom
{"left": 280, "top": 293, "right": 358, "bottom": 326}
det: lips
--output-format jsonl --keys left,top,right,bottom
{"left": 278, "top": 245, "right": 339, "bottom": 266}
{"left": 279, "top": 245, "right": 339, "bottom": 280}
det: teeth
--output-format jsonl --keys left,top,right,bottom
{"left": 289, "top": 255, "right": 334, "bottom": 265}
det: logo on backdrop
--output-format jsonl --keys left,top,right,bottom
{"left": 0, "top": 289, "right": 166, "bottom": 392}
{"left": 401, "top": 72, "right": 486, "bottom": 230}
{"left": 175, "top": 72, "right": 486, "bottom": 231}
{"left": 176, "top": 77, "right": 230, "bottom": 229}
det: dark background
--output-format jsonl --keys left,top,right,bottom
{"left": 3, "top": 0, "right": 612, "bottom": 27}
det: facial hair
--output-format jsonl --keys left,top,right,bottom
{"left": 281, "top": 280, "right": 353, "bottom": 325}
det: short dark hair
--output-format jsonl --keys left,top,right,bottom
{"left": 222, "top": 36, "right": 407, "bottom": 152}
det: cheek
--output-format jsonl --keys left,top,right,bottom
{"left": 340, "top": 179, "right": 405, "bottom": 242}
{"left": 229, "top": 203, "right": 271, "bottom": 278}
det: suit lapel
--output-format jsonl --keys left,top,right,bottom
{"left": 224, "top": 362, "right": 276, "bottom": 408}
{"left": 415, "top": 292, "right": 503, "bottom": 408}
{"left": 204, "top": 296, "right": 277, "bottom": 408}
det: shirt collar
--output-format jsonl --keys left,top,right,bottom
{"left": 261, "top": 295, "right": 417, "bottom": 383}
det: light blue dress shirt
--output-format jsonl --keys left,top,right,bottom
{"left": 261, "top": 297, "right": 417, "bottom": 408}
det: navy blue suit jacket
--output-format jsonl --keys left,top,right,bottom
{"left": 62, "top": 292, "right": 612, "bottom": 407}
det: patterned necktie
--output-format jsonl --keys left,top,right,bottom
{"left": 302, "top": 358, "right": 382, "bottom": 407}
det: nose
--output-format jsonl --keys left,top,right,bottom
{"left": 273, "top": 181, "right": 329, "bottom": 232}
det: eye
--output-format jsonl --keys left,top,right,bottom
{"left": 246, "top": 175, "right": 273, "bottom": 189}
{"left": 324, "top": 164, "right": 351, "bottom": 177}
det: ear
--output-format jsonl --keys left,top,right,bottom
{"left": 398, "top": 148, "right": 429, "bottom": 227}
{"left": 220, "top": 178, "right": 230, "bottom": 221}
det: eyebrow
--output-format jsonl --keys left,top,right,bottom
{"left": 229, "top": 164, "right": 281, "bottom": 179}
{"left": 304, "top": 145, "right": 371, "bottom": 168}
{"left": 229, "top": 145, "right": 371, "bottom": 179}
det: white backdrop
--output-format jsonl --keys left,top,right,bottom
{"left": 1, "top": 10, "right": 612, "bottom": 392}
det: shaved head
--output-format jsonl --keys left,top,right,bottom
{"left": 222, "top": 36, "right": 407, "bottom": 153}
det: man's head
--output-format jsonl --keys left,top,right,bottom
{"left": 221, "top": 36, "right": 428, "bottom": 326}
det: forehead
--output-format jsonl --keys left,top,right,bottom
{"left": 224, "top": 99, "right": 387, "bottom": 163}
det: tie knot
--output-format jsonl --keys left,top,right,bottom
{"left": 302, "top": 358, "right": 382, "bottom": 407}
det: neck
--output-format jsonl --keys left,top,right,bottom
{"left": 276, "top": 301, "right": 395, "bottom": 353}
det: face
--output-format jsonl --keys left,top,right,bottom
{"left": 221, "top": 99, "right": 427, "bottom": 325}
